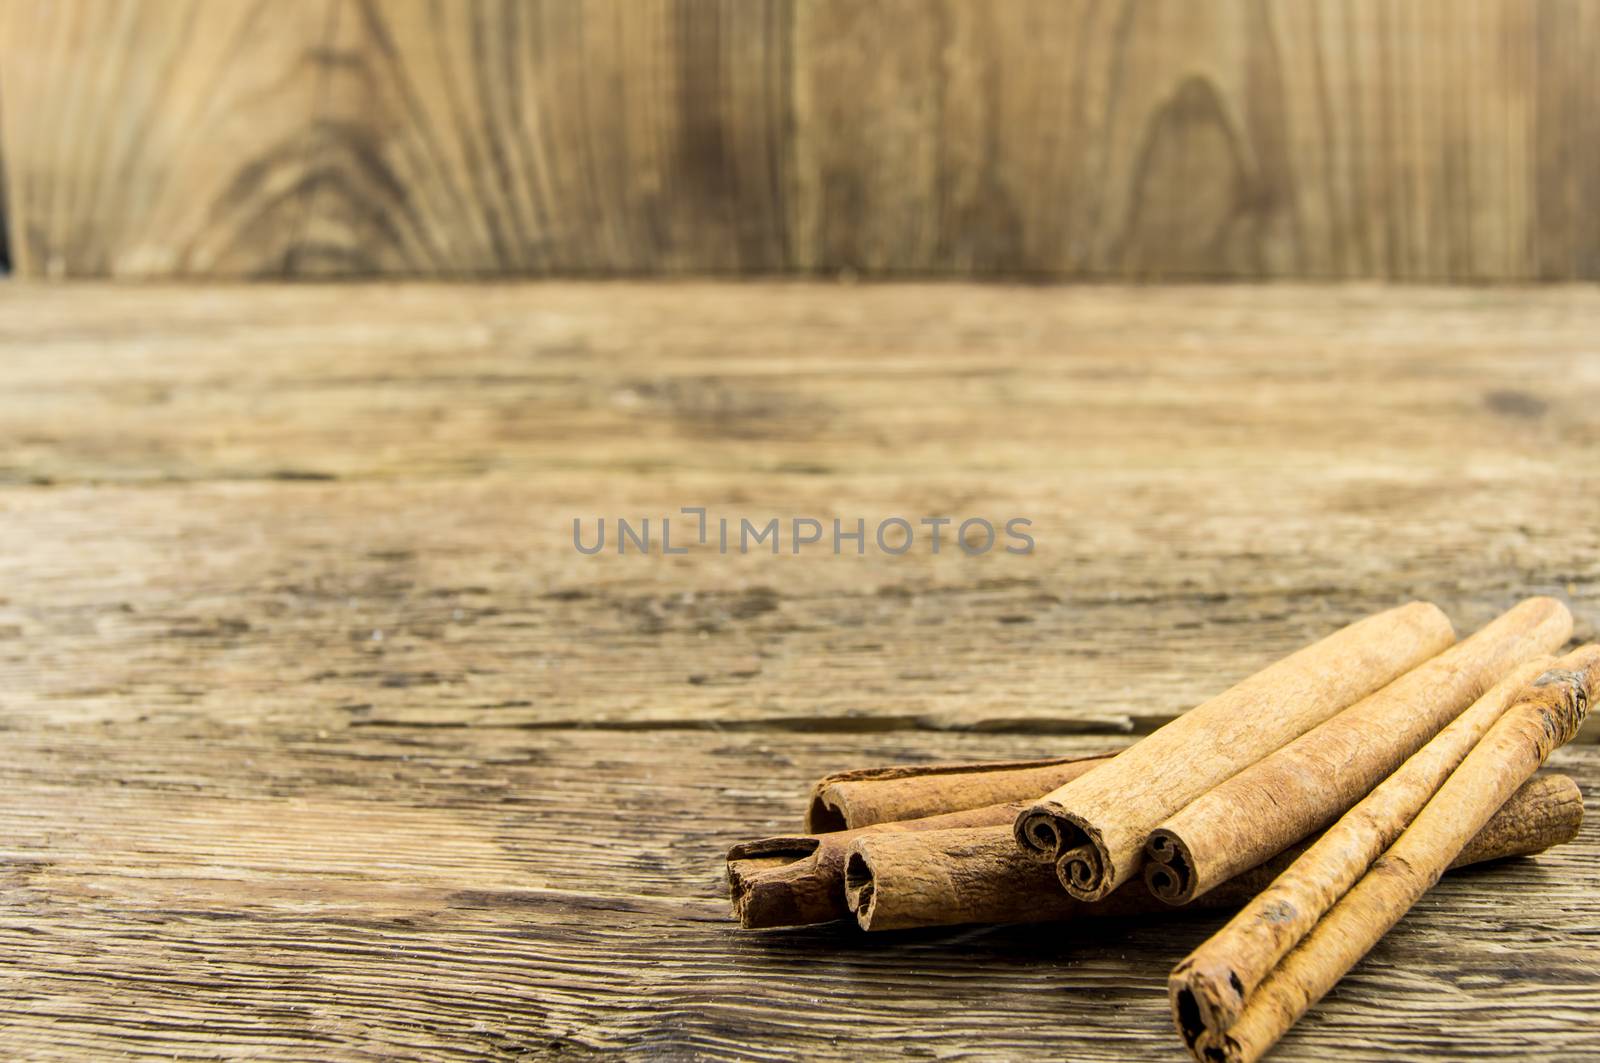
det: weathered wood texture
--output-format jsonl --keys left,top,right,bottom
{"left": 3, "top": 0, "right": 1599, "bottom": 279}
{"left": 6, "top": 283, "right": 1600, "bottom": 736}
{"left": 1, "top": 725, "right": 1596, "bottom": 1061}
{"left": 2, "top": 282, "right": 1599, "bottom": 1059}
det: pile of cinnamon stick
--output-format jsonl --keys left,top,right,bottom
{"left": 725, "top": 598, "right": 1595, "bottom": 1061}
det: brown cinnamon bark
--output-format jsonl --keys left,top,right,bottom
{"left": 1013, "top": 602, "right": 1455, "bottom": 901}
{"left": 1144, "top": 598, "right": 1569, "bottom": 905}
{"left": 729, "top": 800, "right": 1028, "bottom": 929}
{"left": 806, "top": 752, "right": 1114, "bottom": 832}
{"left": 1178, "top": 645, "right": 1600, "bottom": 1063}
{"left": 730, "top": 751, "right": 1116, "bottom": 928}
{"left": 844, "top": 774, "right": 1580, "bottom": 931}
{"left": 1457, "top": 771, "right": 1581, "bottom": 862}
{"left": 1168, "top": 654, "right": 1553, "bottom": 1035}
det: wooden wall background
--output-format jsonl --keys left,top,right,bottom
{"left": 1, "top": 0, "right": 1597, "bottom": 281}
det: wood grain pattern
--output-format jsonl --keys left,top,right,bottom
{"left": 1, "top": 281, "right": 1599, "bottom": 1058}
{"left": 299, "top": 0, "right": 794, "bottom": 275}
{"left": 3, "top": 0, "right": 1598, "bottom": 278}
{"left": 0, "top": 0, "right": 333, "bottom": 276}
{"left": 789, "top": 0, "right": 1591, "bottom": 280}
{"left": 4, "top": 283, "right": 1600, "bottom": 737}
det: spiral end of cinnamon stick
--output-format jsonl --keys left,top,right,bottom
{"left": 1145, "top": 828, "right": 1200, "bottom": 905}
{"left": 1054, "top": 843, "right": 1104, "bottom": 898}
{"left": 1013, "top": 806, "right": 1067, "bottom": 861}
{"left": 1050, "top": 815, "right": 1113, "bottom": 901}
{"left": 1013, "top": 804, "right": 1114, "bottom": 898}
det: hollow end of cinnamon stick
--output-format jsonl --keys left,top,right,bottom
{"left": 1174, "top": 983, "right": 1203, "bottom": 1054}
{"left": 842, "top": 850, "right": 877, "bottom": 927}
{"left": 805, "top": 794, "right": 849, "bottom": 834}
{"left": 727, "top": 836, "right": 841, "bottom": 929}
{"left": 1145, "top": 828, "right": 1199, "bottom": 905}
{"left": 1193, "top": 1029, "right": 1245, "bottom": 1063}
{"left": 1171, "top": 956, "right": 1249, "bottom": 1054}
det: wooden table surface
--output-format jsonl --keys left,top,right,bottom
{"left": 1, "top": 282, "right": 1597, "bottom": 1060}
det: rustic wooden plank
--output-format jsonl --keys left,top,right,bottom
{"left": 6, "top": 474, "right": 1600, "bottom": 738}
{"left": 4, "top": 281, "right": 1600, "bottom": 482}
{"left": 0, "top": 724, "right": 1594, "bottom": 1060}
{"left": 1532, "top": 0, "right": 1600, "bottom": 279}
{"left": 297, "top": 0, "right": 794, "bottom": 274}
{"left": 1, "top": 282, "right": 1597, "bottom": 1057}
{"left": 3, "top": 1, "right": 1598, "bottom": 279}
{"left": 3, "top": 283, "right": 1600, "bottom": 736}
{"left": 0, "top": 0, "right": 335, "bottom": 277}
{"left": 793, "top": 0, "right": 1552, "bottom": 280}
{"left": 0, "top": 0, "right": 795, "bottom": 278}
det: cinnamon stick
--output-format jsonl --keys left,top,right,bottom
{"left": 1013, "top": 602, "right": 1455, "bottom": 901}
{"left": 1167, "top": 653, "right": 1554, "bottom": 1034}
{"left": 1456, "top": 771, "right": 1581, "bottom": 862}
{"left": 844, "top": 773, "right": 1580, "bottom": 932}
{"left": 1144, "top": 598, "right": 1569, "bottom": 905}
{"left": 728, "top": 800, "right": 1027, "bottom": 929}
{"left": 730, "top": 751, "right": 1117, "bottom": 928}
{"left": 806, "top": 752, "right": 1114, "bottom": 832}
{"left": 1179, "top": 645, "right": 1600, "bottom": 1063}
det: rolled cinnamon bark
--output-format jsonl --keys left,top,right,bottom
{"left": 1180, "top": 645, "right": 1600, "bottom": 1063}
{"left": 730, "top": 800, "right": 1028, "bottom": 929}
{"left": 806, "top": 752, "right": 1114, "bottom": 832}
{"left": 1167, "top": 654, "right": 1554, "bottom": 1034}
{"left": 1014, "top": 602, "right": 1455, "bottom": 901}
{"left": 1457, "top": 771, "right": 1582, "bottom": 861}
{"left": 845, "top": 774, "right": 1580, "bottom": 931}
{"left": 731, "top": 751, "right": 1116, "bottom": 928}
{"left": 1144, "top": 598, "right": 1569, "bottom": 905}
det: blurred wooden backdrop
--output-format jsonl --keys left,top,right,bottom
{"left": 1, "top": 0, "right": 1596, "bottom": 280}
